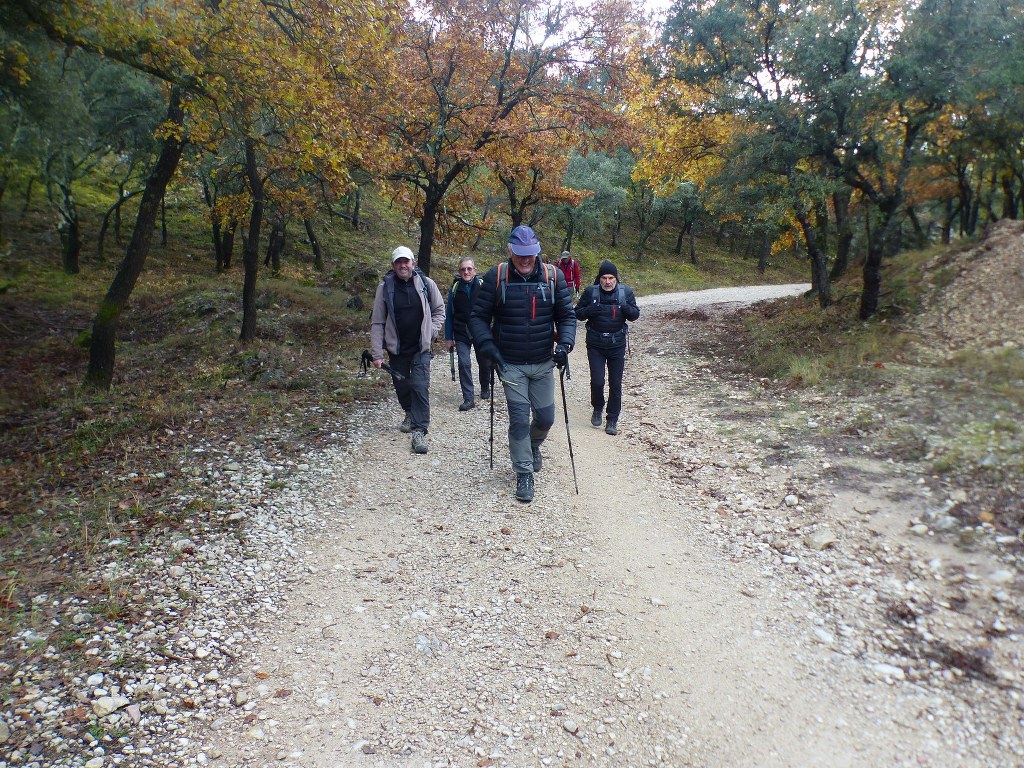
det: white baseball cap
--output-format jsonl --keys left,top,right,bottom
{"left": 392, "top": 245, "right": 415, "bottom": 262}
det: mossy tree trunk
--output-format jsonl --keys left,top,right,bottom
{"left": 85, "top": 88, "right": 185, "bottom": 390}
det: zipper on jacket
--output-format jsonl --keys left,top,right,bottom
{"left": 531, "top": 294, "right": 536, "bottom": 320}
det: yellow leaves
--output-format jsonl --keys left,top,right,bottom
{"left": 0, "top": 41, "right": 32, "bottom": 86}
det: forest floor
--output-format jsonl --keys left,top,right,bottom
{"left": 2, "top": 224, "right": 1023, "bottom": 768}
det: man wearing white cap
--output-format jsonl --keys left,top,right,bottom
{"left": 369, "top": 245, "right": 446, "bottom": 454}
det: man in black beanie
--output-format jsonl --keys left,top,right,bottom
{"left": 574, "top": 260, "right": 640, "bottom": 435}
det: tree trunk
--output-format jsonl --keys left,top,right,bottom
{"left": 84, "top": 88, "right": 185, "bottom": 391}
{"left": 304, "top": 218, "right": 324, "bottom": 271}
{"left": 829, "top": 189, "right": 853, "bottom": 281}
{"left": 674, "top": 227, "right": 684, "bottom": 256}
{"left": 213, "top": 217, "right": 225, "bottom": 271}
{"left": 55, "top": 180, "right": 81, "bottom": 274}
{"left": 689, "top": 228, "right": 697, "bottom": 265}
{"left": 160, "top": 195, "right": 168, "bottom": 246}
{"left": 1001, "top": 173, "right": 1018, "bottom": 220}
{"left": 757, "top": 232, "right": 769, "bottom": 273}
{"left": 98, "top": 191, "right": 140, "bottom": 261}
{"left": 941, "top": 198, "right": 954, "bottom": 244}
{"left": 795, "top": 208, "right": 831, "bottom": 309}
{"left": 21, "top": 176, "right": 34, "bottom": 217}
{"left": 222, "top": 219, "right": 237, "bottom": 270}
{"left": 416, "top": 195, "right": 439, "bottom": 276}
{"left": 114, "top": 173, "right": 133, "bottom": 244}
{"left": 240, "top": 139, "right": 264, "bottom": 342}
{"left": 611, "top": 210, "right": 620, "bottom": 247}
{"left": 859, "top": 204, "right": 899, "bottom": 320}
{"left": 60, "top": 217, "right": 81, "bottom": 275}
{"left": 351, "top": 187, "right": 361, "bottom": 230}
{"left": 562, "top": 215, "right": 575, "bottom": 253}
{"left": 907, "top": 206, "right": 926, "bottom": 248}
{"left": 264, "top": 220, "right": 285, "bottom": 274}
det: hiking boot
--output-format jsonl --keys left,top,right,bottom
{"left": 591, "top": 409, "right": 603, "bottom": 427}
{"left": 458, "top": 399, "right": 476, "bottom": 411}
{"left": 411, "top": 430, "right": 428, "bottom": 454}
{"left": 605, "top": 417, "right": 618, "bottom": 436}
{"left": 532, "top": 446, "right": 543, "bottom": 472}
{"left": 399, "top": 413, "right": 413, "bottom": 433}
{"left": 515, "top": 472, "right": 535, "bottom": 503}
{"left": 480, "top": 388, "right": 491, "bottom": 400}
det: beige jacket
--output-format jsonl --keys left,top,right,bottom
{"left": 369, "top": 269, "right": 445, "bottom": 359}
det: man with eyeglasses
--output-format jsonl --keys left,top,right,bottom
{"left": 444, "top": 256, "right": 492, "bottom": 411}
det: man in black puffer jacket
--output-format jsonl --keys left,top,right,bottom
{"left": 470, "top": 226, "right": 577, "bottom": 503}
{"left": 575, "top": 260, "right": 640, "bottom": 436}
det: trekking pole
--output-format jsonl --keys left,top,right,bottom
{"left": 558, "top": 362, "right": 580, "bottom": 495}
{"left": 488, "top": 366, "right": 495, "bottom": 469}
{"left": 360, "top": 349, "right": 406, "bottom": 380}
{"left": 449, "top": 349, "right": 456, "bottom": 382}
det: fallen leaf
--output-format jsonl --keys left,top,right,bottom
{"left": 544, "top": 630, "right": 560, "bottom": 640}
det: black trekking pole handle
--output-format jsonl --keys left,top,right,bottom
{"left": 360, "top": 349, "right": 407, "bottom": 380}
{"left": 558, "top": 364, "right": 579, "bottom": 495}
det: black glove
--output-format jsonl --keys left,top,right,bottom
{"left": 479, "top": 340, "right": 506, "bottom": 373}
{"left": 552, "top": 343, "right": 571, "bottom": 369}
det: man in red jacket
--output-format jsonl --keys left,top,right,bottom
{"left": 556, "top": 250, "right": 581, "bottom": 297}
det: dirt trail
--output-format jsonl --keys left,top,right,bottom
{"left": 205, "top": 283, "right": 1022, "bottom": 768}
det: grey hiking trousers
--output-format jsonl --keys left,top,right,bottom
{"left": 499, "top": 361, "right": 556, "bottom": 475}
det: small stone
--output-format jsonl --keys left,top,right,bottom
{"left": 168, "top": 566, "right": 188, "bottom": 578}
{"left": 92, "top": 696, "right": 130, "bottom": 718}
{"left": 562, "top": 719, "right": 579, "bottom": 735}
{"left": 0, "top": 720, "right": 10, "bottom": 744}
{"left": 804, "top": 530, "right": 838, "bottom": 551}
{"left": 784, "top": 494, "right": 799, "bottom": 507}
{"left": 85, "top": 758, "right": 104, "bottom": 768}
{"left": 988, "top": 570, "right": 1014, "bottom": 584}
{"left": 234, "top": 691, "right": 249, "bottom": 707}
{"left": 86, "top": 673, "right": 105, "bottom": 687}
{"left": 813, "top": 628, "right": 835, "bottom": 645}
{"left": 73, "top": 613, "right": 93, "bottom": 625}
{"left": 909, "top": 524, "right": 929, "bottom": 536}
{"left": 872, "top": 663, "right": 906, "bottom": 681}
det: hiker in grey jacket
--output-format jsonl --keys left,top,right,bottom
{"left": 370, "top": 246, "right": 446, "bottom": 454}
